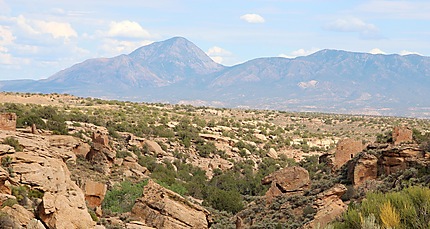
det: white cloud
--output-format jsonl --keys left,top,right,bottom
{"left": 369, "top": 48, "right": 386, "bottom": 55}
{"left": 15, "top": 15, "right": 39, "bottom": 35}
{"left": 107, "top": 20, "right": 151, "bottom": 39}
{"left": 34, "top": 21, "right": 77, "bottom": 40}
{"left": 100, "top": 39, "right": 153, "bottom": 56}
{"left": 326, "top": 17, "right": 377, "bottom": 33}
{"left": 298, "top": 80, "right": 318, "bottom": 89}
{"left": 207, "top": 46, "right": 232, "bottom": 56}
{"left": 399, "top": 50, "right": 421, "bottom": 56}
{"left": 0, "top": 26, "right": 16, "bottom": 64}
{"left": 0, "top": 25, "right": 15, "bottom": 46}
{"left": 279, "top": 48, "right": 320, "bottom": 58}
{"left": 325, "top": 17, "right": 382, "bottom": 39}
{"left": 14, "top": 15, "right": 77, "bottom": 41}
{"left": 206, "top": 46, "right": 232, "bottom": 64}
{"left": 240, "top": 14, "right": 265, "bottom": 23}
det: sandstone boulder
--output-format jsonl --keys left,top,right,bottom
{"left": 0, "top": 204, "right": 45, "bottom": 229}
{"left": 347, "top": 153, "right": 378, "bottom": 187}
{"left": 143, "top": 140, "right": 165, "bottom": 155}
{"left": 84, "top": 180, "right": 107, "bottom": 209}
{"left": 72, "top": 142, "right": 91, "bottom": 157}
{"left": 86, "top": 142, "right": 115, "bottom": 175}
{"left": 92, "top": 132, "right": 109, "bottom": 146}
{"left": 0, "top": 133, "right": 96, "bottom": 229}
{"left": 380, "top": 147, "right": 423, "bottom": 174}
{"left": 132, "top": 180, "right": 212, "bottom": 229}
{"left": 0, "top": 166, "right": 11, "bottom": 195}
{"left": 262, "top": 166, "right": 310, "bottom": 202}
{"left": 305, "top": 184, "right": 347, "bottom": 228}
{"left": 0, "top": 144, "right": 15, "bottom": 155}
{"left": 254, "top": 133, "right": 267, "bottom": 141}
{"left": 267, "top": 148, "right": 278, "bottom": 159}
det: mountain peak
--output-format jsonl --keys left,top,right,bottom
{"left": 128, "top": 36, "right": 225, "bottom": 76}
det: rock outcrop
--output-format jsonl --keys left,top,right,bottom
{"left": 143, "top": 140, "right": 166, "bottom": 156}
{"left": 131, "top": 180, "right": 212, "bottom": 229}
{"left": 392, "top": 126, "right": 413, "bottom": 145}
{"left": 267, "top": 148, "right": 278, "bottom": 159}
{"left": 0, "top": 113, "right": 17, "bottom": 131}
{"left": 347, "top": 152, "right": 378, "bottom": 187}
{"left": 0, "top": 204, "right": 45, "bottom": 229}
{"left": 86, "top": 132, "right": 115, "bottom": 175}
{"left": 333, "top": 139, "right": 364, "bottom": 169}
{"left": 305, "top": 184, "right": 347, "bottom": 228}
{"left": 84, "top": 180, "right": 107, "bottom": 209}
{"left": 261, "top": 166, "right": 310, "bottom": 202}
{"left": 0, "top": 131, "right": 95, "bottom": 229}
{"left": 348, "top": 144, "right": 425, "bottom": 186}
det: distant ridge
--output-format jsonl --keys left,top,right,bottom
{"left": 1, "top": 37, "right": 430, "bottom": 118}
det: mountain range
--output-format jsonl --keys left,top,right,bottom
{"left": 1, "top": 36, "right": 430, "bottom": 118}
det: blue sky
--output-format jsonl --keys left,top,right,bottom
{"left": 1, "top": 0, "right": 430, "bottom": 80}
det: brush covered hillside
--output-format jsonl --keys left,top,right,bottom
{"left": 0, "top": 92, "right": 430, "bottom": 229}
{"left": 2, "top": 37, "right": 430, "bottom": 117}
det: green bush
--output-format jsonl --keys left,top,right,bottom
{"left": 196, "top": 141, "right": 217, "bottom": 158}
{"left": 102, "top": 180, "right": 147, "bottom": 213}
{"left": 116, "top": 150, "right": 131, "bottom": 159}
{"left": 2, "top": 137, "right": 23, "bottom": 152}
{"left": 1, "top": 156, "right": 12, "bottom": 168}
{"left": 1, "top": 198, "right": 18, "bottom": 208}
{"left": 204, "top": 188, "right": 243, "bottom": 214}
{"left": 10, "top": 185, "right": 44, "bottom": 205}
{"left": 330, "top": 186, "right": 430, "bottom": 229}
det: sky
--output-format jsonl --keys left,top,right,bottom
{"left": 1, "top": 0, "right": 430, "bottom": 81}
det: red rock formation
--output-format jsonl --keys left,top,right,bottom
{"left": 0, "top": 113, "right": 17, "bottom": 131}
{"left": 333, "top": 139, "right": 364, "bottom": 169}
{"left": 132, "top": 180, "right": 212, "bottom": 229}
{"left": 392, "top": 126, "right": 413, "bottom": 145}
{"left": 84, "top": 180, "right": 107, "bottom": 209}
{"left": 347, "top": 153, "right": 378, "bottom": 186}
{"left": 92, "top": 131, "right": 109, "bottom": 146}
{"left": 262, "top": 166, "right": 310, "bottom": 203}
{"left": 304, "top": 184, "right": 347, "bottom": 228}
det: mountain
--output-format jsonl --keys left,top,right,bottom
{"left": 2, "top": 37, "right": 430, "bottom": 117}
{"left": 30, "top": 37, "right": 225, "bottom": 97}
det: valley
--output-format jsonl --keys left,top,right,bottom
{"left": 0, "top": 92, "right": 429, "bottom": 228}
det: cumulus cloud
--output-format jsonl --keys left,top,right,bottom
{"left": 0, "top": 25, "right": 16, "bottom": 64}
{"left": 100, "top": 39, "right": 153, "bottom": 56}
{"left": 279, "top": 48, "right": 320, "bottom": 58}
{"left": 206, "top": 46, "right": 232, "bottom": 64}
{"left": 13, "top": 15, "right": 77, "bottom": 41}
{"left": 240, "top": 14, "right": 265, "bottom": 23}
{"left": 107, "top": 20, "right": 152, "bottom": 39}
{"left": 34, "top": 21, "right": 77, "bottom": 40}
{"left": 0, "top": 25, "right": 15, "bottom": 46}
{"left": 369, "top": 48, "right": 386, "bottom": 55}
{"left": 325, "top": 17, "right": 382, "bottom": 39}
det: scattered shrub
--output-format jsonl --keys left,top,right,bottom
{"left": 2, "top": 137, "right": 23, "bottom": 152}
{"left": 102, "top": 180, "right": 147, "bottom": 213}
{"left": 330, "top": 186, "right": 430, "bottom": 229}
